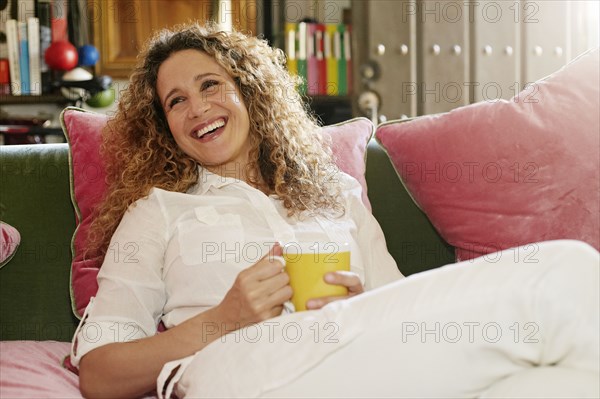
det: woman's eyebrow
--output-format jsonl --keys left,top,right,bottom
{"left": 194, "top": 72, "right": 219, "bottom": 81}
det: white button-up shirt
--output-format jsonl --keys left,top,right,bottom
{"left": 71, "top": 168, "right": 402, "bottom": 365}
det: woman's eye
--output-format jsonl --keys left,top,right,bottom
{"left": 168, "top": 97, "right": 184, "bottom": 109}
{"left": 201, "top": 80, "right": 219, "bottom": 92}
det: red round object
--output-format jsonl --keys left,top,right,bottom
{"left": 45, "top": 41, "right": 79, "bottom": 71}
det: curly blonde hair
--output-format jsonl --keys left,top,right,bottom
{"left": 87, "top": 21, "right": 344, "bottom": 260}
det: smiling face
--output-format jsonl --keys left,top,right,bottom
{"left": 157, "top": 49, "right": 252, "bottom": 179}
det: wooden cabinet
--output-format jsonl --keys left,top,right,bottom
{"left": 352, "top": 0, "right": 598, "bottom": 120}
{"left": 91, "top": 0, "right": 257, "bottom": 78}
{"left": 417, "top": 0, "right": 469, "bottom": 115}
{"left": 471, "top": 0, "right": 520, "bottom": 103}
{"left": 357, "top": 0, "right": 417, "bottom": 119}
{"left": 522, "top": 0, "right": 569, "bottom": 83}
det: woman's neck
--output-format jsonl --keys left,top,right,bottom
{"left": 205, "top": 163, "right": 272, "bottom": 195}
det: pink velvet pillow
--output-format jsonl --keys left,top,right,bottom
{"left": 0, "top": 221, "right": 21, "bottom": 268}
{"left": 61, "top": 108, "right": 374, "bottom": 317}
{"left": 376, "top": 49, "right": 599, "bottom": 261}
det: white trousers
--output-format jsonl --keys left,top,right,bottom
{"left": 164, "top": 240, "right": 599, "bottom": 398}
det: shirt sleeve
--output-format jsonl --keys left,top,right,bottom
{"left": 340, "top": 173, "right": 405, "bottom": 290}
{"left": 71, "top": 190, "right": 168, "bottom": 367}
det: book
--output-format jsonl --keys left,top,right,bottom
{"left": 36, "top": 0, "right": 53, "bottom": 94}
{"left": 315, "top": 24, "right": 327, "bottom": 95}
{"left": 297, "top": 22, "right": 308, "bottom": 95}
{"left": 337, "top": 24, "right": 347, "bottom": 96}
{"left": 345, "top": 24, "right": 353, "bottom": 95}
{"left": 284, "top": 22, "right": 297, "bottom": 76}
{"left": 18, "top": 21, "right": 31, "bottom": 95}
{"left": 306, "top": 23, "right": 318, "bottom": 96}
{"left": 5, "top": 19, "right": 21, "bottom": 95}
{"left": 325, "top": 24, "right": 338, "bottom": 96}
{"left": 28, "top": 17, "right": 42, "bottom": 95}
{"left": 51, "top": 0, "right": 68, "bottom": 42}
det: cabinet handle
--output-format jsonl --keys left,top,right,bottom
{"left": 504, "top": 46, "right": 513, "bottom": 56}
{"left": 554, "top": 46, "right": 563, "bottom": 57}
{"left": 483, "top": 45, "right": 493, "bottom": 55}
{"left": 399, "top": 44, "right": 409, "bottom": 55}
{"left": 431, "top": 44, "right": 441, "bottom": 55}
{"left": 452, "top": 45, "right": 462, "bottom": 55}
{"left": 376, "top": 44, "right": 386, "bottom": 56}
{"left": 533, "top": 46, "right": 543, "bottom": 56}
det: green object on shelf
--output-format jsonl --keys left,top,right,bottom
{"left": 85, "top": 88, "right": 115, "bottom": 108}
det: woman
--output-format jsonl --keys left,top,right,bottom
{"left": 72, "top": 22, "right": 599, "bottom": 398}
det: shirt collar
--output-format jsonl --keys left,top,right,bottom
{"left": 189, "top": 166, "right": 240, "bottom": 195}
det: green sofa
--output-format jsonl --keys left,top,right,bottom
{"left": 0, "top": 141, "right": 453, "bottom": 342}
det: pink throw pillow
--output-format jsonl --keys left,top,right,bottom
{"left": 376, "top": 49, "right": 599, "bottom": 261}
{"left": 0, "top": 221, "right": 21, "bottom": 268}
{"left": 61, "top": 108, "right": 374, "bottom": 317}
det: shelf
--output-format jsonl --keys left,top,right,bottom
{"left": 0, "top": 94, "right": 70, "bottom": 105}
{"left": 305, "top": 95, "right": 353, "bottom": 105}
{"left": 0, "top": 125, "right": 64, "bottom": 136}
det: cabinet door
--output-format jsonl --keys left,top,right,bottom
{"left": 365, "top": 0, "right": 417, "bottom": 120}
{"left": 417, "top": 0, "right": 469, "bottom": 115}
{"left": 92, "top": 0, "right": 256, "bottom": 78}
{"left": 471, "top": 0, "right": 520, "bottom": 102}
{"left": 522, "top": 0, "right": 569, "bottom": 83}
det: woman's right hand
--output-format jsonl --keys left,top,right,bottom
{"left": 216, "top": 243, "right": 292, "bottom": 328}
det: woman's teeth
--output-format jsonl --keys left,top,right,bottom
{"left": 196, "top": 119, "right": 225, "bottom": 138}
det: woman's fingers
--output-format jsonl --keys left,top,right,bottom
{"left": 244, "top": 243, "right": 285, "bottom": 281}
{"left": 324, "top": 271, "right": 364, "bottom": 294}
{"left": 304, "top": 271, "right": 364, "bottom": 310}
{"left": 223, "top": 243, "right": 290, "bottom": 323}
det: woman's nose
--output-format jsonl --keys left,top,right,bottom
{"left": 187, "top": 94, "right": 210, "bottom": 118}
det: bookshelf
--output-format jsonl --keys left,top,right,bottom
{"left": 265, "top": 0, "right": 354, "bottom": 125}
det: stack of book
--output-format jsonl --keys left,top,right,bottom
{"left": 284, "top": 22, "right": 353, "bottom": 97}
{"left": 3, "top": 0, "right": 59, "bottom": 96}
{"left": 5, "top": 18, "right": 42, "bottom": 96}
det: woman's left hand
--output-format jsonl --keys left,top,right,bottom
{"left": 305, "top": 271, "right": 364, "bottom": 310}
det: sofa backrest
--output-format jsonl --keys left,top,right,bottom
{"left": 0, "top": 142, "right": 453, "bottom": 341}
{"left": 365, "top": 140, "right": 454, "bottom": 276}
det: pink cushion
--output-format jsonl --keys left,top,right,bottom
{"left": 62, "top": 110, "right": 109, "bottom": 318}
{"left": 0, "top": 341, "right": 81, "bottom": 398}
{"left": 376, "top": 49, "right": 599, "bottom": 261}
{"left": 323, "top": 117, "right": 374, "bottom": 211}
{"left": 61, "top": 109, "right": 374, "bottom": 318}
{"left": 0, "top": 221, "right": 21, "bottom": 267}
{"left": 0, "top": 341, "right": 158, "bottom": 399}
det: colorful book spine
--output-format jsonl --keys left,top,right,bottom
{"left": 325, "top": 24, "right": 339, "bottom": 96}
{"left": 6, "top": 19, "right": 22, "bottom": 95}
{"left": 28, "top": 17, "right": 41, "bottom": 95}
{"left": 315, "top": 24, "right": 327, "bottom": 95}
{"left": 296, "top": 22, "right": 308, "bottom": 95}
{"left": 306, "top": 23, "right": 318, "bottom": 96}
{"left": 336, "top": 24, "right": 347, "bottom": 96}
{"left": 51, "top": 0, "right": 68, "bottom": 42}
{"left": 284, "top": 22, "right": 297, "bottom": 77}
{"left": 345, "top": 24, "right": 353, "bottom": 95}
{"left": 18, "top": 21, "right": 31, "bottom": 95}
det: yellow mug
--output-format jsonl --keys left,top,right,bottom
{"left": 283, "top": 242, "right": 351, "bottom": 312}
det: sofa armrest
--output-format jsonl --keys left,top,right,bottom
{"left": 0, "top": 144, "right": 78, "bottom": 341}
